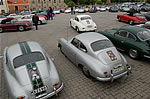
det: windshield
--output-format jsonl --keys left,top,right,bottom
{"left": 91, "top": 40, "right": 114, "bottom": 52}
{"left": 137, "top": 31, "right": 150, "bottom": 41}
{"left": 11, "top": 19, "right": 18, "bottom": 23}
{"left": 81, "top": 16, "right": 91, "bottom": 20}
{"left": 13, "top": 52, "right": 45, "bottom": 68}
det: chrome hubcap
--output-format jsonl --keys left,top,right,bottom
{"left": 0, "top": 28, "right": 2, "bottom": 32}
{"left": 83, "top": 67, "right": 89, "bottom": 75}
{"left": 19, "top": 26, "right": 24, "bottom": 31}
{"left": 129, "top": 49, "right": 137, "bottom": 58}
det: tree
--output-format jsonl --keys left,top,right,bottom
{"left": 67, "top": 1, "right": 75, "bottom": 7}
{"left": 96, "top": 0, "right": 102, "bottom": 5}
{"left": 64, "top": 0, "right": 71, "bottom": 4}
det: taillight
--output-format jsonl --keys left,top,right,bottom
{"left": 104, "top": 72, "right": 108, "bottom": 77}
{"left": 17, "top": 96, "right": 25, "bottom": 99}
{"left": 126, "top": 64, "right": 129, "bottom": 67}
{"left": 54, "top": 82, "right": 59, "bottom": 90}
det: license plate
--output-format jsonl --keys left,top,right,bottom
{"left": 88, "top": 25, "right": 92, "bottom": 28}
{"left": 113, "top": 66, "right": 124, "bottom": 74}
{"left": 31, "top": 85, "right": 48, "bottom": 94}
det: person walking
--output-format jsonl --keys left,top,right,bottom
{"left": 49, "top": 7, "right": 53, "bottom": 20}
{"left": 46, "top": 8, "right": 50, "bottom": 20}
{"left": 32, "top": 13, "right": 39, "bottom": 30}
{"left": 71, "top": 7, "right": 73, "bottom": 15}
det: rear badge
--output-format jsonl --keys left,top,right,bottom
{"left": 107, "top": 50, "right": 117, "bottom": 61}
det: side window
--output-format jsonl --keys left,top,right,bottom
{"left": 75, "top": 17, "right": 79, "bottom": 22}
{"left": 127, "top": 33, "right": 136, "bottom": 40}
{"left": 118, "top": 30, "right": 128, "bottom": 37}
{"left": 71, "top": 38, "right": 79, "bottom": 48}
{"left": 79, "top": 42, "right": 87, "bottom": 53}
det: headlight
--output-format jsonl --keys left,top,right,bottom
{"left": 25, "top": 23, "right": 28, "bottom": 26}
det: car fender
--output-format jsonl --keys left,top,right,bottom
{"left": 76, "top": 23, "right": 85, "bottom": 31}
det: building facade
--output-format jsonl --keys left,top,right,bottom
{"left": 29, "top": 0, "right": 65, "bottom": 11}
{"left": 0, "top": 0, "right": 9, "bottom": 14}
{"left": 7, "top": 0, "right": 30, "bottom": 12}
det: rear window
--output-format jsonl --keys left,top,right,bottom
{"left": 91, "top": 40, "right": 114, "bottom": 52}
{"left": 13, "top": 52, "right": 45, "bottom": 68}
{"left": 81, "top": 17, "right": 91, "bottom": 20}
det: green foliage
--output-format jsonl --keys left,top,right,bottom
{"left": 147, "top": 0, "right": 150, "bottom": 3}
{"left": 64, "top": 0, "right": 71, "bottom": 4}
{"left": 67, "top": 1, "right": 75, "bottom": 7}
{"left": 96, "top": 0, "right": 102, "bottom": 5}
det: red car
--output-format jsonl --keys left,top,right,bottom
{"left": 60, "top": 9, "right": 65, "bottom": 13}
{"left": 37, "top": 13, "right": 47, "bottom": 20}
{"left": 117, "top": 13, "right": 147, "bottom": 25}
{"left": 0, "top": 18, "right": 32, "bottom": 33}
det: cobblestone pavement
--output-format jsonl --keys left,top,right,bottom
{"left": 0, "top": 12, "right": 150, "bottom": 99}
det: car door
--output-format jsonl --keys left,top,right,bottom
{"left": 113, "top": 30, "right": 128, "bottom": 50}
{"left": 65, "top": 38, "right": 79, "bottom": 64}
{"left": 74, "top": 17, "right": 80, "bottom": 28}
{"left": 4, "top": 19, "right": 16, "bottom": 30}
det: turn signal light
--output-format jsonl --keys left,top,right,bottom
{"left": 17, "top": 96, "right": 25, "bottom": 99}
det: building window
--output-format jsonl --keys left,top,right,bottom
{"left": 38, "top": 0, "right": 40, "bottom": 3}
{"left": 59, "top": 0, "right": 61, "bottom": 3}
{"left": 14, "top": 0, "right": 17, "bottom": 3}
{"left": 49, "top": 0, "right": 51, "bottom": 4}
{"left": 44, "top": 0, "right": 46, "bottom": 3}
{"left": 54, "top": 0, "right": 56, "bottom": 3}
{"left": 32, "top": 0, "right": 35, "bottom": 4}
{"left": 23, "top": 0, "right": 26, "bottom": 2}
{"left": 24, "top": 6, "right": 27, "bottom": 10}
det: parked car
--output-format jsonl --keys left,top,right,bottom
{"left": 109, "top": 6, "right": 119, "bottom": 12}
{"left": 2, "top": 41, "right": 64, "bottom": 99}
{"left": 60, "top": 9, "right": 65, "bottom": 13}
{"left": 117, "top": 13, "right": 147, "bottom": 25}
{"left": 89, "top": 8, "right": 97, "bottom": 13}
{"left": 54, "top": 9, "right": 60, "bottom": 14}
{"left": 99, "top": 6, "right": 107, "bottom": 12}
{"left": 65, "top": 8, "right": 71, "bottom": 13}
{"left": 18, "top": 15, "right": 47, "bottom": 25}
{"left": 140, "top": 5, "right": 150, "bottom": 12}
{"left": 7, "top": 13, "right": 22, "bottom": 19}
{"left": 75, "top": 8, "right": 79, "bottom": 13}
{"left": 120, "top": 6, "right": 130, "bottom": 12}
{"left": 98, "top": 26, "right": 150, "bottom": 59}
{"left": 37, "top": 13, "right": 47, "bottom": 20}
{"left": 70, "top": 15, "right": 97, "bottom": 32}
{"left": 78, "top": 8, "right": 85, "bottom": 13}
{"left": 58, "top": 32, "right": 131, "bottom": 82}
{"left": 143, "top": 12, "right": 150, "bottom": 21}
{"left": 0, "top": 18, "right": 32, "bottom": 32}
{"left": 84, "top": 7, "right": 90, "bottom": 12}
{"left": 135, "top": 21, "right": 150, "bottom": 29}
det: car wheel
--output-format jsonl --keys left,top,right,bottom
{"left": 18, "top": 26, "right": 24, "bottom": 32}
{"left": 129, "top": 20, "right": 134, "bottom": 25}
{"left": 76, "top": 27, "right": 80, "bottom": 33}
{"left": 129, "top": 49, "right": 139, "bottom": 59}
{"left": 82, "top": 66, "right": 91, "bottom": 78}
{"left": 0, "top": 28, "right": 3, "bottom": 33}
{"left": 118, "top": 17, "right": 121, "bottom": 22}
{"left": 38, "top": 21, "right": 42, "bottom": 25}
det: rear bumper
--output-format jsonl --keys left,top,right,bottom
{"left": 96, "top": 66, "right": 132, "bottom": 82}
{"left": 37, "top": 83, "right": 64, "bottom": 99}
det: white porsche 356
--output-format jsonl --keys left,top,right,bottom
{"left": 70, "top": 15, "right": 97, "bottom": 33}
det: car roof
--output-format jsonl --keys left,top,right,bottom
{"left": 120, "top": 26, "right": 147, "bottom": 35}
{"left": 76, "top": 15, "right": 91, "bottom": 18}
{"left": 75, "top": 32, "right": 108, "bottom": 45}
{"left": 7, "top": 41, "right": 44, "bottom": 61}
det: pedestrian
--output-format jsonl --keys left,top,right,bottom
{"left": 49, "top": 7, "right": 53, "bottom": 20}
{"left": 32, "top": 13, "right": 39, "bottom": 30}
{"left": 46, "top": 8, "right": 50, "bottom": 20}
{"left": 73, "top": 6, "right": 75, "bottom": 14}
{"left": 71, "top": 7, "right": 73, "bottom": 15}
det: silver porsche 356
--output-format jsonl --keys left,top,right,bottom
{"left": 58, "top": 32, "right": 131, "bottom": 82}
{"left": 2, "top": 41, "right": 63, "bottom": 99}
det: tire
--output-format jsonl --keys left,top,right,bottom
{"left": 0, "top": 28, "right": 3, "bottom": 33}
{"left": 38, "top": 21, "right": 42, "bottom": 25}
{"left": 82, "top": 66, "right": 91, "bottom": 78}
{"left": 70, "top": 21, "right": 72, "bottom": 27}
{"left": 129, "top": 20, "right": 134, "bottom": 25}
{"left": 18, "top": 26, "right": 24, "bottom": 32}
{"left": 129, "top": 49, "right": 139, "bottom": 59}
{"left": 118, "top": 16, "right": 121, "bottom": 22}
{"left": 76, "top": 27, "right": 80, "bottom": 33}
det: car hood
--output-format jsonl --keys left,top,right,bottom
{"left": 80, "top": 19, "right": 94, "bottom": 27}
{"left": 15, "top": 61, "right": 50, "bottom": 86}
{"left": 96, "top": 47, "right": 122, "bottom": 65}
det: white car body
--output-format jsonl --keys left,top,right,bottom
{"left": 78, "top": 8, "right": 85, "bottom": 13}
{"left": 54, "top": 10, "right": 60, "bottom": 14}
{"left": 75, "top": 8, "right": 79, "bottom": 13}
{"left": 65, "top": 8, "right": 71, "bottom": 13}
{"left": 18, "top": 15, "right": 47, "bottom": 25}
{"left": 7, "top": 14, "right": 21, "bottom": 19}
{"left": 70, "top": 15, "right": 97, "bottom": 32}
{"left": 99, "top": 7, "right": 107, "bottom": 11}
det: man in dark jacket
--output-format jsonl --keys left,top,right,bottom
{"left": 32, "top": 13, "right": 39, "bottom": 30}
{"left": 49, "top": 7, "right": 53, "bottom": 20}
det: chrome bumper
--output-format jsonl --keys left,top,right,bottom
{"left": 96, "top": 66, "right": 132, "bottom": 82}
{"left": 37, "top": 83, "right": 64, "bottom": 99}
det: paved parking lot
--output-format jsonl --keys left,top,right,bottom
{"left": 0, "top": 12, "right": 150, "bottom": 99}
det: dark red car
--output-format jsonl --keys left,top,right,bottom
{"left": 117, "top": 13, "right": 147, "bottom": 25}
{"left": 0, "top": 18, "right": 32, "bottom": 33}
